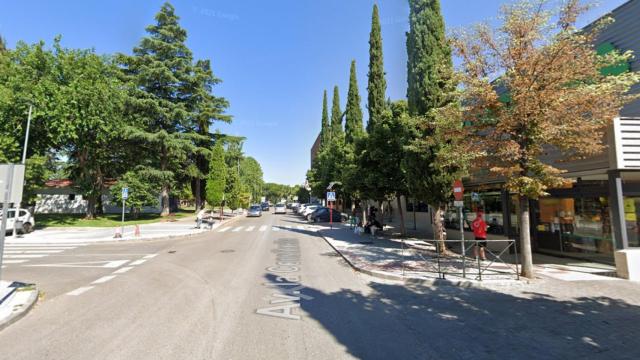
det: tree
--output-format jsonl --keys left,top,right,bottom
{"left": 452, "top": 0, "right": 640, "bottom": 277}
{"left": 118, "top": 3, "right": 201, "bottom": 216}
{"left": 404, "top": 0, "right": 461, "bottom": 250}
{"left": 110, "top": 171, "right": 159, "bottom": 219}
{"left": 240, "top": 156, "right": 264, "bottom": 202}
{"left": 206, "top": 142, "right": 226, "bottom": 214}
{"left": 0, "top": 35, "right": 6, "bottom": 53}
{"left": 330, "top": 86, "right": 343, "bottom": 141}
{"left": 367, "top": 4, "right": 387, "bottom": 133}
{"left": 225, "top": 166, "right": 241, "bottom": 210}
{"left": 188, "top": 59, "right": 231, "bottom": 210}
{"left": 320, "top": 90, "right": 330, "bottom": 147}
{"left": 345, "top": 60, "right": 364, "bottom": 144}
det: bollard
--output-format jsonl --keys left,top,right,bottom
{"left": 114, "top": 228, "right": 122, "bottom": 238}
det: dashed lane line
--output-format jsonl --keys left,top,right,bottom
{"left": 112, "top": 267, "right": 133, "bottom": 274}
{"left": 92, "top": 275, "right": 117, "bottom": 284}
{"left": 66, "top": 286, "right": 94, "bottom": 296}
{"left": 130, "top": 259, "right": 147, "bottom": 266}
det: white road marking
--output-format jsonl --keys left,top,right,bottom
{"left": 3, "top": 254, "right": 47, "bottom": 259}
{"left": 66, "top": 286, "right": 94, "bottom": 296}
{"left": 130, "top": 259, "right": 147, "bottom": 266}
{"left": 259, "top": 225, "right": 268, "bottom": 232}
{"left": 4, "top": 250, "right": 64, "bottom": 254}
{"left": 284, "top": 226, "right": 292, "bottom": 230}
{"left": 245, "top": 226, "right": 255, "bottom": 232}
{"left": 25, "top": 260, "right": 129, "bottom": 268}
{"left": 297, "top": 225, "right": 305, "bottom": 230}
{"left": 5, "top": 247, "right": 75, "bottom": 250}
{"left": 232, "top": 226, "right": 244, "bottom": 232}
{"left": 92, "top": 275, "right": 117, "bottom": 284}
{"left": 218, "top": 227, "right": 232, "bottom": 232}
{"left": 272, "top": 226, "right": 280, "bottom": 232}
{"left": 3, "top": 260, "right": 28, "bottom": 264}
{"left": 112, "top": 266, "right": 133, "bottom": 274}
{"left": 6, "top": 243, "right": 86, "bottom": 247}
{"left": 143, "top": 254, "right": 158, "bottom": 259}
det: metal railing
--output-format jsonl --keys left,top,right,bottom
{"left": 430, "top": 239, "right": 520, "bottom": 281}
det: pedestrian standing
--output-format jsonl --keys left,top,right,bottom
{"left": 196, "top": 208, "right": 207, "bottom": 229}
{"left": 471, "top": 210, "right": 488, "bottom": 260}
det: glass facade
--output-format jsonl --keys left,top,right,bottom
{"left": 623, "top": 197, "right": 640, "bottom": 248}
{"left": 534, "top": 196, "right": 614, "bottom": 262}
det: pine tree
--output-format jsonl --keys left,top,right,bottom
{"left": 320, "top": 90, "right": 330, "bottom": 146}
{"left": 119, "top": 2, "right": 200, "bottom": 216}
{"left": 367, "top": 4, "right": 387, "bottom": 133}
{"left": 345, "top": 60, "right": 364, "bottom": 145}
{"left": 330, "top": 86, "right": 343, "bottom": 141}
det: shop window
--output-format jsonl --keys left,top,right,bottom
{"left": 623, "top": 197, "right": 640, "bottom": 248}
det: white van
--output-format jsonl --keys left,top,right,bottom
{"left": 1, "top": 208, "right": 36, "bottom": 234}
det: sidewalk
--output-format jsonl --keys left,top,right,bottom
{"left": 0, "top": 281, "right": 38, "bottom": 331}
{"left": 317, "top": 223, "right": 622, "bottom": 287}
{"left": 5, "top": 211, "right": 245, "bottom": 244}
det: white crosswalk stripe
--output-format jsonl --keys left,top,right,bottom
{"left": 2, "top": 242, "right": 83, "bottom": 266}
{"left": 272, "top": 226, "right": 280, "bottom": 232}
{"left": 217, "top": 227, "right": 232, "bottom": 232}
{"left": 245, "top": 226, "right": 255, "bottom": 232}
{"left": 232, "top": 226, "right": 244, "bottom": 232}
{"left": 259, "top": 225, "right": 268, "bottom": 232}
{"left": 297, "top": 225, "right": 305, "bottom": 230}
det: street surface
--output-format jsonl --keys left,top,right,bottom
{"left": 0, "top": 211, "right": 639, "bottom": 359}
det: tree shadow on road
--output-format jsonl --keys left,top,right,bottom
{"left": 281, "top": 274, "right": 640, "bottom": 360}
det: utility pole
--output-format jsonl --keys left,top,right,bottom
{"left": 12, "top": 106, "right": 32, "bottom": 238}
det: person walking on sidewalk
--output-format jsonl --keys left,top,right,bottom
{"left": 196, "top": 208, "right": 207, "bottom": 229}
{"left": 471, "top": 210, "right": 488, "bottom": 260}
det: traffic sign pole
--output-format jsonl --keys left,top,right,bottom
{"left": 452, "top": 180, "right": 466, "bottom": 277}
{"left": 120, "top": 188, "right": 129, "bottom": 239}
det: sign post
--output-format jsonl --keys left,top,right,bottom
{"left": 327, "top": 191, "right": 336, "bottom": 229}
{"left": 120, "top": 187, "right": 129, "bottom": 238}
{"left": 453, "top": 179, "right": 466, "bottom": 277}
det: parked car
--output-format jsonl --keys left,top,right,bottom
{"left": 0, "top": 208, "right": 36, "bottom": 234}
{"left": 274, "top": 203, "right": 287, "bottom": 214}
{"left": 308, "top": 207, "right": 342, "bottom": 223}
{"left": 247, "top": 205, "right": 262, "bottom": 217}
{"left": 301, "top": 205, "right": 320, "bottom": 217}
{"left": 261, "top": 202, "right": 270, "bottom": 211}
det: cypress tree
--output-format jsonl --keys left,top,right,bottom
{"left": 330, "top": 86, "right": 343, "bottom": 140}
{"left": 320, "top": 90, "right": 330, "bottom": 146}
{"left": 406, "top": 0, "right": 452, "bottom": 116}
{"left": 367, "top": 4, "right": 387, "bottom": 133}
{"left": 345, "top": 60, "right": 364, "bottom": 145}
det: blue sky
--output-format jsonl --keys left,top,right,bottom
{"left": 0, "top": 0, "right": 629, "bottom": 185}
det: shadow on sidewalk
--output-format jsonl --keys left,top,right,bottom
{"left": 264, "top": 273, "right": 640, "bottom": 359}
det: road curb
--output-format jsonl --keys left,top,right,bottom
{"left": 0, "top": 288, "right": 39, "bottom": 332}
{"left": 317, "top": 229, "right": 529, "bottom": 288}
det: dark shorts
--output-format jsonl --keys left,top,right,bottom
{"left": 475, "top": 237, "right": 487, "bottom": 247}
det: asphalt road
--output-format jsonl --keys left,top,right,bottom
{"left": 1, "top": 211, "right": 639, "bottom": 360}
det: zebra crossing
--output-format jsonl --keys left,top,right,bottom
{"left": 215, "top": 224, "right": 314, "bottom": 233}
{"left": 1, "top": 243, "right": 87, "bottom": 268}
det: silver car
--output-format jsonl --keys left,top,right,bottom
{"left": 247, "top": 205, "right": 262, "bottom": 217}
{"left": 274, "top": 203, "right": 287, "bottom": 214}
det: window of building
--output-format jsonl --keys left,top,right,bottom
{"left": 68, "top": 194, "right": 76, "bottom": 201}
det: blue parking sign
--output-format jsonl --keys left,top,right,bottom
{"left": 122, "top": 187, "right": 129, "bottom": 200}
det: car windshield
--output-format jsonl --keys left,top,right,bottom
{"left": 250, "top": 206, "right": 261, "bottom": 211}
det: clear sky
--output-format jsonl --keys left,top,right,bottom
{"left": 0, "top": 0, "right": 629, "bottom": 185}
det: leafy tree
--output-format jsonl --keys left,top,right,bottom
{"left": 295, "top": 185, "right": 310, "bottom": 204}
{"left": 404, "top": 0, "right": 461, "bottom": 249}
{"left": 320, "top": 90, "right": 330, "bottom": 147}
{"left": 110, "top": 171, "right": 159, "bottom": 219}
{"left": 206, "top": 142, "right": 226, "bottom": 213}
{"left": 0, "top": 35, "right": 6, "bottom": 53}
{"left": 367, "top": 4, "right": 387, "bottom": 133}
{"left": 225, "top": 166, "right": 241, "bottom": 210}
{"left": 188, "top": 59, "right": 231, "bottom": 210}
{"left": 452, "top": 0, "right": 640, "bottom": 277}
{"left": 240, "top": 156, "right": 264, "bottom": 202}
{"left": 344, "top": 60, "right": 364, "bottom": 145}
{"left": 118, "top": 3, "right": 203, "bottom": 216}
{"left": 330, "top": 86, "right": 343, "bottom": 141}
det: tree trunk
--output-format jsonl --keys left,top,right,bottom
{"left": 96, "top": 194, "right": 104, "bottom": 216}
{"left": 397, "top": 196, "right": 406, "bottom": 237}
{"left": 519, "top": 195, "right": 534, "bottom": 278}
{"left": 85, "top": 195, "right": 97, "bottom": 220}
{"left": 193, "top": 177, "right": 202, "bottom": 210}
{"left": 160, "top": 185, "right": 170, "bottom": 217}
{"left": 434, "top": 204, "right": 446, "bottom": 253}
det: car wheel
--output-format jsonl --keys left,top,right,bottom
{"left": 22, "top": 222, "right": 33, "bottom": 234}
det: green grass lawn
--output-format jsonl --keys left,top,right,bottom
{"left": 36, "top": 209, "right": 195, "bottom": 229}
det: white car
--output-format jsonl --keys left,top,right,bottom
{"left": 302, "top": 205, "right": 319, "bottom": 217}
{"left": 274, "top": 203, "right": 287, "bottom": 214}
{"left": 1, "top": 208, "right": 36, "bottom": 234}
